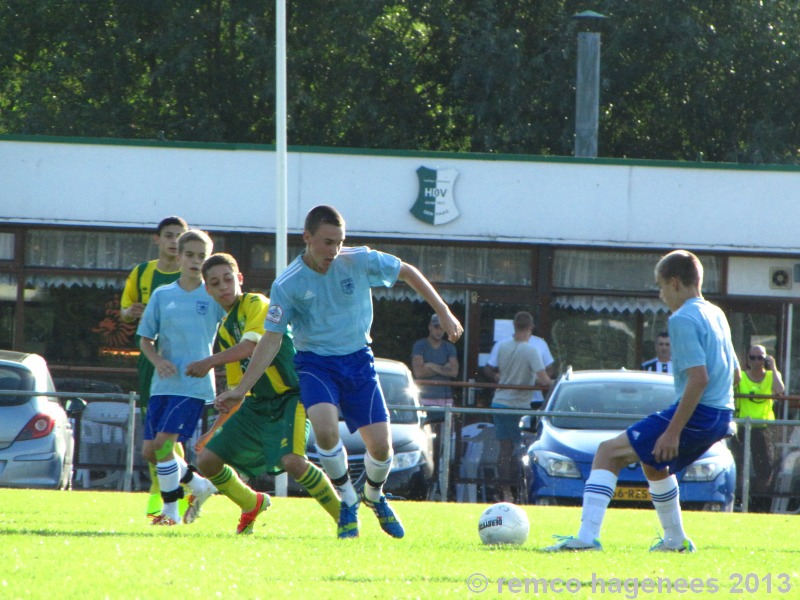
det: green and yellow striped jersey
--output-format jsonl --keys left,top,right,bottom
{"left": 218, "top": 292, "right": 299, "bottom": 401}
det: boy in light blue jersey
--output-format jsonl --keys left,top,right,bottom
{"left": 546, "top": 250, "right": 739, "bottom": 553}
{"left": 138, "top": 229, "right": 225, "bottom": 526}
{"left": 215, "top": 205, "right": 463, "bottom": 539}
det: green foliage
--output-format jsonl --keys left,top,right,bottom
{"left": 1, "top": 489, "right": 798, "bottom": 599}
{"left": 3, "top": 1, "right": 800, "bottom": 162}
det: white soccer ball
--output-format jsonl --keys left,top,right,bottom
{"left": 478, "top": 502, "right": 530, "bottom": 545}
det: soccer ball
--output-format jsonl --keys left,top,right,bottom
{"left": 477, "top": 502, "right": 530, "bottom": 545}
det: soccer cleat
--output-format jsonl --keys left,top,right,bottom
{"left": 183, "top": 483, "right": 216, "bottom": 525}
{"left": 650, "top": 536, "right": 696, "bottom": 553}
{"left": 337, "top": 500, "right": 360, "bottom": 539}
{"left": 237, "top": 492, "right": 271, "bottom": 535}
{"left": 150, "top": 514, "right": 180, "bottom": 526}
{"left": 146, "top": 511, "right": 161, "bottom": 520}
{"left": 543, "top": 535, "right": 602, "bottom": 552}
{"left": 360, "top": 490, "right": 405, "bottom": 539}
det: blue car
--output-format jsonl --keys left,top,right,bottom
{"left": 526, "top": 368, "right": 736, "bottom": 512}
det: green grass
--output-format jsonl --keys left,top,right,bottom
{"left": 1, "top": 489, "right": 798, "bottom": 599}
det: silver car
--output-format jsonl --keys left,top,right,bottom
{"left": 0, "top": 350, "right": 75, "bottom": 489}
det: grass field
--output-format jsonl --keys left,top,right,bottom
{"left": 1, "top": 489, "right": 797, "bottom": 599}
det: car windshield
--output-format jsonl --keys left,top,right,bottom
{"left": 377, "top": 371, "right": 419, "bottom": 425}
{"left": 548, "top": 380, "right": 676, "bottom": 430}
{"left": 0, "top": 366, "right": 35, "bottom": 406}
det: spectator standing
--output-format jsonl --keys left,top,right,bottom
{"left": 488, "top": 311, "right": 553, "bottom": 501}
{"left": 485, "top": 316, "right": 554, "bottom": 408}
{"left": 411, "top": 314, "right": 459, "bottom": 408}
{"left": 733, "top": 345, "right": 785, "bottom": 508}
{"left": 641, "top": 331, "right": 673, "bottom": 374}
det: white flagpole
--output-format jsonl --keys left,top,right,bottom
{"left": 274, "top": 0, "right": 289, "bottom": 496}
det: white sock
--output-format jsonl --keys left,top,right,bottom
{"left": 156, "top": 459, "right": 182, "bottom": 521}
{"left": 649, "top": 475, "right": 686, "bottom": 546}
{"left": 174, "top": 454, "right": 215, "bottom": 496}
{"left": 577, "top": 469, "right": 617, "bottom": 544}
{"left": 363, "top": 451, "right": 393, "bottom": 502}
{"left": 316, "top": 440, "right": 357, "bottom": 506}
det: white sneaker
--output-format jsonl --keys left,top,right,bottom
{"left": 543, "top": 535, "right": 602, "bottom": 552}
{"left": 183, "top": 482, "right": 216, "bottom": 524}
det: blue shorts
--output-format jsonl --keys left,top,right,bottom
{"left": 491, "top": 405, "right": 522, "bottom": 443}
{"left": 144, "top": 395, "right": 205, "bottom": 443}
{"left": 294, "top": 347, "right": 388, "bottom": 434}
{"left": 627, "top": 403, "right": 733, "bottom": 473}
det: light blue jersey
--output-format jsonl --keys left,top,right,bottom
{"left": 137, "top": 280, "right": 225, "bottom": 401}
{"left": 265, "top": 246, "right": 401, "bottom": 356}
{"left": 669, "top": 297, "right": 738, "bottom": 411}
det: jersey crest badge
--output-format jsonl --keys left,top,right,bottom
{"left": 196, "top": 301, "right": 209, "bottom": 315}
{"left": 267, "top": 304, "right": 283, "bottom": 324}
{"left": 410, "top": 166, "right": 460, "bottom": 226}
{"left": 341, "top": 278, "right": 355, "bottom": 295}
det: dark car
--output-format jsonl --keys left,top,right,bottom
{"left": 0, "top": 350, "right": 75, "bottom": 490}
{"left": 526, "top": 368, "right": 736, "bottom": 512}
{"left": 277, "top": 358, "right": 434, "bottom": 500}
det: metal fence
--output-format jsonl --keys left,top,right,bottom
{"left": 4, "top": 387, "right": 800, "bottom": 514}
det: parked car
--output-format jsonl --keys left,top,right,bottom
{"left": 277, "top": 358, "right": 434, "bottom": 500}
{"left": 525, "top": 368, "right": 736, "bottom": 512}
{"left": 0, "top": 350, "right": 76, "bottom": 490}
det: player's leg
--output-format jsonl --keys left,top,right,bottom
{"left": 545, "top": 431, "right": 635, "bottom": 551}
{"left": 643, "top": 463, "right": 694, "bottom": 552}
{"left": 152, "top": 431, "right": 183, "bottom": 525}
{"left": 173, "top": 442, "right": 189, "bottom": 517}
{"left": 280, "top": 398, "right": 340, "bottom": 522}
{"left": 359, "top": 422, "right": 405, "bottom": 539}
{"left": 138, "top": 357, "right": 163, "bottom": 518}
{"left": 152, "top": 396, "right": 216, "bottom": 525}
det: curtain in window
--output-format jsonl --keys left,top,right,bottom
{"left": 553, "top": 249, "right": 720, "bottom": 293}
{"left": 553, "top": 294, "right": 667, "bottom": 314}
{"left": 378, "top": 244, "right": 531, "bottom": 285}
{"left": 0, "top": 232, "right": 13, "bottom": 260}
{"left": 25, "top": 230, "right": 155, "bottom": 270}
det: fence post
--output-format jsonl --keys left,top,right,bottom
{"left": 124, "top": 391, "right": 137, "bottom": 493}
{"left": 741, "top": 419, "right": 752, "bottom": 513}
{"left": 440, "top": 406, "right": 453, "bottom": 501}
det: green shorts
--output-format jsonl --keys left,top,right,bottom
{"left": 205, "top": 391, "right": 309, "bottom": 480}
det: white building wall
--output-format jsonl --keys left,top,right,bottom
{"left": 2, "top": 138, "right": 800, "bottom": 254}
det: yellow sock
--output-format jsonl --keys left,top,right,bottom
{"left": 296, "top": 463, "right": 341, "bottom": 522}
{"left": 174, "top": 443, "right": 189, "bottom": 516}
{"left": 146, "top": 462, "right": 161, "bottom": 516}
{"left": 209, "top": 465, "right": 258, "bottom": 512}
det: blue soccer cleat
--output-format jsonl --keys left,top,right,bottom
{"left": 337, "top": 500, "right": 360, "bottom": 539}
{"left": 361, "top": 490, "right": 405, "bottom": 539}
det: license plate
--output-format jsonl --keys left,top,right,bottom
{"left": 614, "top": 487, "right": 651, "bottom": 502}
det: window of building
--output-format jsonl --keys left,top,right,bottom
{"left": 0, "top": 232, "right": 13, "bottom": 260}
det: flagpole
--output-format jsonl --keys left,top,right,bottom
{"left": 274, "top": 0, "right": 288, "bottom": 497}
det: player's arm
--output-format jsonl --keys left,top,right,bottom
{"left": 652, "top": 365, "right": 708, "bottom": 463}
{"left": 397, "top": 262, "right": 463, "bottom": 343}
{"left": 186, "top": 340, "right": 257, "bottom": 377}
{"left": 194, "top": 406, "right": 240, "bottom": 452}
{"left": 120, "top": 267, "right": 145, "bottom": 323}
{"left": 139, "top": 336, "right": 177, "bottom": 379}
{"left": 215, "top": 330, "right": 283, "bottom": 413}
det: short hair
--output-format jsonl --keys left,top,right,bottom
{"left": 178, "top": 229, "right": 213, "bottom": 254}
{"left": 655, "top": 250, "right": 703, "bottom": 287}
{"left": 513, "top": 311, "right": 534, "bottom": 331}
{"left": 157, "top": 216, "right": 188, "bottom": 235}
{"left": 202, "top": 253, "right": 239, "bottom": 279}
{"left": 305, "top": 205, "right": 344, "bottom": 235}
{"left": 657, "top": 331, "right": 669, "bottom": 340}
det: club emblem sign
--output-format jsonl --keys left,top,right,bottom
{"left": 410, "top": 166, "right": 460, "bottom": 225}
